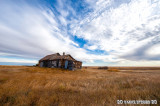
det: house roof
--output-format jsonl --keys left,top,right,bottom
{"left": 39, "top": 53, "right": 81, "bottom": 63}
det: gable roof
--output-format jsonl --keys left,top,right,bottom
{"left": 39, "top": 53, "right": 81, "bottom": 62}
{"left": 39, "top": 53, "right": 60, "bottom": 61}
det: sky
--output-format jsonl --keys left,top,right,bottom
{"left": 0, "top": 0, "right": 160, "bottom": 66}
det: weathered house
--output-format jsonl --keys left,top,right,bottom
{"left": 38, "top": 52, "right": 82, "bottom": 70}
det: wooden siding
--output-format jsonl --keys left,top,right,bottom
{"left": 39, "top": 53, "right": 82, "bottom": 70}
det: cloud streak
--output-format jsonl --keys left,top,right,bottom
{"left": 72, "top": 0, "right": 160, "bottom": 64}
{"left": 0, "top": 0, "right": 160, "bottom": 66}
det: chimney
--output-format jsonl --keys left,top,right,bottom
{"left": 63, "top": 52, "right": 65, "bottom": 56}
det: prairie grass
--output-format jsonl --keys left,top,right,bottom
{"left": 0, "top": 66, "right": 159, "bottom": 105}
{"left": 107, "top": 68, "right": 119, "bottom": 72}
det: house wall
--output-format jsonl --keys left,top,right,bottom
{"left": 68, "top": 60, "right": 73, "bottom": 70}
{"left": 39, "top": 60, "right": 57, "bottom": 68}
{"left": 51, "top": 61, "right": 57, "bottom": 68}
{"left": 39, "top": 59, "right": 82, "bottom": 70}
{"left": 40, "top": 62, "right": 43, "bottom": 67}
{"left": 74, "top": 61, "right": 82, "bottom": 69}
{"left": 59, "top": 60, "right": 61, "bottom": 67}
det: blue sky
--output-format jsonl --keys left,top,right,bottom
{"left": 0, "top": 0, "right": 160, "bottom": 66}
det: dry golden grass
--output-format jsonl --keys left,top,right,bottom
{"left": 107, "top": 68, "right": 119, "bottom": 72}
{"left": 0, "top": 65, "right": 160, "bottom": 106}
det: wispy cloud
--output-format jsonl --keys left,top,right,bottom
{"left": 0, "top": 57, "right": 37, "bottom": 64}
{"left": 0, "top": 0, "right": 160, "bottom": 66}
{"left": 71, "top": 0, "right": 160, "bottom": 65}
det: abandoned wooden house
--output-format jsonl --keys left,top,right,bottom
{"left": 38, "top": 52, "right": 82, "bottom": 70}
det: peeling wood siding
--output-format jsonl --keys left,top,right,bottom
{"left": 39, "top": 53, "right": 82, "bottom": 70}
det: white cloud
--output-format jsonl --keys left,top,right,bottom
{"left": 84, "top": 44, "right": 98, "bottom": 50}
{"left": 146, "top": 44, "right": 160, "bottom": 56}
{"left": 72, "top": 0, "right": 160, "bottom": 64}
{"left": 0, "top": 0, "right": 160, "bottom": 66}
{"left": 0, "top": 1, "right": 80, "bottom": 60}
{"left": 116, "top": 60, "right": 160, "bottom": 66}
{"left": 0, "top": 58, "right": 37, "bottom": 64}
{"left": 0, "top": 0, "right": 115, "bottom": 65}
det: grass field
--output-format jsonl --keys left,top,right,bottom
{"left": 0, "top": 66, "right": 160, "bottom": 106}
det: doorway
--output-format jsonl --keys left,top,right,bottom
{"left": 65, "top": 60, "right": 68, "bottom": 69}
